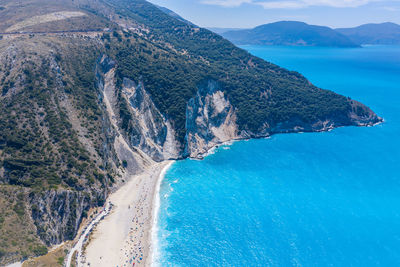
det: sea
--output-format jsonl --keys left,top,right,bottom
{"left": 154, "top": 45, "right": 400, "bottom": 266}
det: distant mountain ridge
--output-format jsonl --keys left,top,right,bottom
{"left": 208, "top": 27, "right": 244, "bottom": 34}
{"left": 221, "top": 21, "right": 359, "bottom": 47}
{"left": 219, "top": 21, "right": 400, "bottom": 47}
{"left": 336, "top": 22, "right": 400, "bottom": 45}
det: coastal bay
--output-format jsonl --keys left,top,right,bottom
{"left": 155, "top": 45, "right": 400, "bottom": 266}
{"left": 0, "top": 0, "right": 396, "bottom": 265}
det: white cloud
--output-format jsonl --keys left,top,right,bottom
{"left": 380, "top": 5, "right": 400, "bottom": 11}
{"left": 201, "top": 0, "right": 385, "bottom": 8}
{"left": 201, "top": 0, "right": 252, "bottom": 7}
{"left": 257, "top": 1, "right": 307, "bottom": 8}
{"left": 260, "top": 0, "right": 380, "bottom": 9}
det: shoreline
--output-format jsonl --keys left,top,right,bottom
{"left": 12, "top": 121, "right": 382, "bottom": 267}
{"left": 81, "top": 161, "right": 172, "bottom": 267}
{"left": 14, "top": 119, "right": 382, "bottom": 267}
{"left": 149, "top": 161, "right": 174, "bottom": 267}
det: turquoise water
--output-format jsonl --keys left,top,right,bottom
{"left": 156, "top": 45, "right": 400, "bottom": 266}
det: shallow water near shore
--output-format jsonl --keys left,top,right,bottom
{"left": 155, "top": 45, "right": 400, "bottom": 266}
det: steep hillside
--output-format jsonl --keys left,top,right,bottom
{"left": 336, "top": 22, "right": 400, "bottom": 45}
{"left": 0, "top": 0, "right": 381, "bottom": 264}
{"left": 0, "top": 34, "right": 120, "bottom": 264}
{"left": 221, "top": 21, "right": 359, "bottom": 47}
{"left": 0, "top": 0, "right": 115, "bottom": 33}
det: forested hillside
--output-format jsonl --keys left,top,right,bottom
{"left": 95, "top": 1, "right": 368, "bottom": 144}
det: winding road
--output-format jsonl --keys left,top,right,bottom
{"left": 65, "top": 201, "right": 112, "bottom": 267}
{"left": 0, "top": 29, "right": 107, "bottom": 36}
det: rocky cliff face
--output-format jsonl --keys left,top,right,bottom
{"left": 122, "top": 77, "right": 181, "bottom": 161}
{"left": 96, "top": 56, "right": 146, "bottom": 176}
{"left": 182, "top": 81, "right": 381, "bottom": 158}
{"left": 97, "top": 70, "right": 382, "bottom": 160}
{"left": 28, "top": 190, "right": 105, "bottom": 245}
{"left": 24, "top": 53, "right": 120, "bottom": 248}
{"left": 0, "top": 39, "right": 121, "bottom": 259}
{"left": 96, "top": 56, "right": 181, "bottom": 167}
{"left": 184, "top": 80, "right": 239, "bottom": 158}
{"left": 264, "top": 98, "right": 381, "bottom": 135}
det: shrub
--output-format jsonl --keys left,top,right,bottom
{"left": 122, "top": 160, "right": 128, "bottom": 168}
{"left": 32, "top": 245, "right": 48, "bottom": 256}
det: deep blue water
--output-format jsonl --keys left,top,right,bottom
{"left": 156, "top": 45, "right": 400, "bottom": 266}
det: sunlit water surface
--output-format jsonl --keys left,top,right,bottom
{"left": 155, "top": 45, "right": 400, "bottom": 266}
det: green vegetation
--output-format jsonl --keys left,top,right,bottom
{"left": 57, "top": 256, "right": 65, "bottom": 265}
{"left": 0, "top": 186, "right": 46, "bottom": 265}
{"left": 0, "top": 38, "right": 115, "bottom": 190}
{"left": 122, "top": 160, "right": 128, "bottom": 168}
{"left": 104, "top": 0, "right": 351, "bottom": 144}
{"left": 32, "top": 245, "right": 48, "bottom": 256}
{"left": 0, "top": 36, "right": 118, "bottom": 262}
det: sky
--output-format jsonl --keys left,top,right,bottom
{"left": 147, "top": 0, "right": 400, "bottom": 28}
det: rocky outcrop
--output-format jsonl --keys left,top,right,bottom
{"left": 265, "top": 99, "right": 381, "bottom": 135}
{"left": 96, "top": 55, "right": 149, "bottom": 176}
{"left": 122, "top": 78, "right": 180, "bottom": 161}
{"left": 348, "top": 99, "right": 382, "bottom": 126}
{"left": 28, "top": 190, "right": 105, "bottom": 245}
{"left": 96, "top": 55, "right": 181, "bottom": 165}
{"left": 185, "top": 80, "right": 240, "bottom": 158}
{"left": 23, "top": 55, "right": 121, "bottom": 248}
{"left": 182, "top": 81, "right": 382, "bottom": 158}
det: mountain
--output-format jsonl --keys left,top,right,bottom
{"left": 336, "top": 22, "right": 400, "bottom": 45}
{"left": 221, "top": 21, "right": 360, "bottom": 47}
{"left": 0, "top": 0, "right": 380, "bottom": 264}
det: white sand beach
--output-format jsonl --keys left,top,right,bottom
{"left": 81, "top": 161, "right": 173, "bottom": 267}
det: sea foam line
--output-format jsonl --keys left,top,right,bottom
{"left": 150, "top": 161, "right": 174, "bottom": 267}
